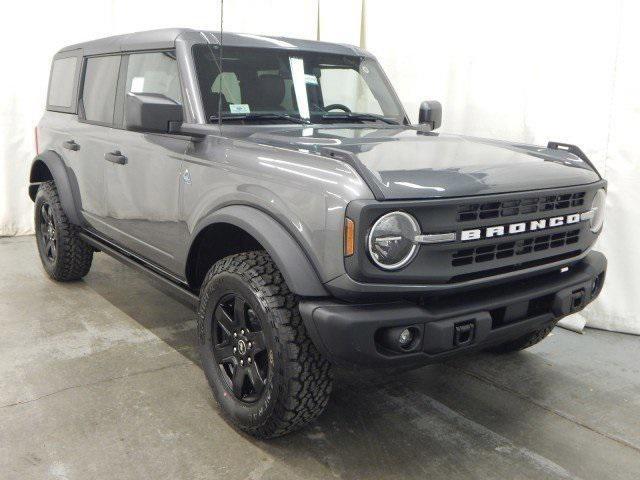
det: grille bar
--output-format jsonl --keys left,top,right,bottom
{"left": 452, "top": 230, "right": 580, "bottom": 267}
{"left": 448, "top": 251, "right": 582, "bottom": 283}
{"left": 457, "top": 192, "right": 585, "bottom": 222}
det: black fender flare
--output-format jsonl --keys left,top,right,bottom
{"left": 189, "top": 205, "right": 329, "bottom": 297}
{"left": 29, "top": 150, "right": 82, "bottom": 225}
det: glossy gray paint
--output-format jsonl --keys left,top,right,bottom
{"left": 58, "top": 28, "right": 370, "bottom": 58}
{"left": 33, "top": 29, "right": 603, "bottom": 299}
{"left": 179, "top": 126, "right": 371, "bottom": 284}
{"left": 243, "top": 126, "right": 601, "bottom": 199}
{"left": 35, "top": 111, "right": 371, "bottom": 291}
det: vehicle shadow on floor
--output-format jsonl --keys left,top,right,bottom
{"left": 84, "top": 258, "right": 200, "bottom": 363}
{"left": 250, "top": 363, "right": 550, "bottom": 480}
{"left": 83, "top": 255, "right": 588, "bottom": 479}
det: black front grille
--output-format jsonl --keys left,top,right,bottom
{"left": 448, "top": 251, "right": 582, "bottom": 283}
{"left": 452, "top": 230, "right": 580, "bottom": 267}
{"left": 456, "top": 192, "right": 585, "bottom": 222}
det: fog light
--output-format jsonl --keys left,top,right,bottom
{"left": 376, "top": 325, "right": 422, "bottom": 353}
{"left": 398, "top": 328, "right": 413, "bottom": 348}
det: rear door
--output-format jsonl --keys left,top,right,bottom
{"left": 67, "top": 54, "right": 123, "bottom": 231}
{"left": 101, "top": 51, "right": 190, "bottom": 274}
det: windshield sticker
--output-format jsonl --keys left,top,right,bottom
{"left": 304, "top": 74, "right": 319, "bottom": 85}
{"left": 229, "top": 104, "right": 250, "bottom": 114}
{"left": 130, "top": 77, "right": 145, "bottom": 92}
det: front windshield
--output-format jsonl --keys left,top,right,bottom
{"left": 192, "top": 44, "right": 405, "bottom": 125}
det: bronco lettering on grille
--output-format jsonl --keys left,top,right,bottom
{"left": 460, "top": 213, "right": 581, "bottom": 242}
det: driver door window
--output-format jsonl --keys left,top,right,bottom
{"left": 126, "top": 52, "right": 182, "bottom": 103}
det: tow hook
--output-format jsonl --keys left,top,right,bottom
{"left": 570, "top": 288, "right": 586, "bottom": 312}
{"left": 453, "top": 321, "right": 476, "bottom": 347}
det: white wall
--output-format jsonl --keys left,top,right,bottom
{"left": 0, "top": 0, "right": 318, "bottom": 236}
{"left": 348, "top": 0, "right": 639, "bottom": 335}
{"left": 1, "top": 0, "right": 638, "bottom": 333}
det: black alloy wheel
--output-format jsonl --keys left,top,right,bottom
{"left": 212, "top": 293, "right": 269, "bottom": 403}
{"left": 34, "top": 181, "right": 93, "bottom": 281}
{"left": 38, "top": 202, "right": 58, "bottom": 263}
{"left": 197, "top": 251, "right": 333, "bottom": 438}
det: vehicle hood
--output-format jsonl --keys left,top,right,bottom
{"left": 242, "top": 126, "right": 601, "bottom": 200}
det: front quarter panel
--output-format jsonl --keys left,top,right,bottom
{"left": 179, "top": 134, "right": 373, "bottom": 283}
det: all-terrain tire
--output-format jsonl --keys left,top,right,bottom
{"left": 197, "top": 250, "right": 332, "bottom": 438}
{"left": 34, "top": 181, "right": 93, "bottom": 281}
{"left": 489, "top": 323, "right": 556, "bottom": 353}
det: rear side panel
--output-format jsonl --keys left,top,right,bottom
{"left": 36, "top": 111, "right": 101, "bottom": 224}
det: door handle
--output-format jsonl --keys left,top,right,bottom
{"left": 62, "top": 140, "right": 80, "bottom": 151}
{"left": 104, "top": 150, "right": 127, "bottom": 165}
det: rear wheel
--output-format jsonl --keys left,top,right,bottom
{"left": 489, "top": 324, "right": 556, "bottom": 353}
{"left": 197, "top": 251, "right": 332, "bottom": 438}
{"left": 34, "top": 181, "right": 93, "bottom": 281}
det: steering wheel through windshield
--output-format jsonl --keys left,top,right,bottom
{"left": 323, "top": 104, "right": 352, "bottom": 113}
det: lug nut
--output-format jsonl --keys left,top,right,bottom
{"left": 240, "top": 359, "right": 244, "bottom": 366}
{"left": 240, "top": 329, "right": 245, "bottom": 335}
{"left": 233, "top": 347, "right": 237, "bottom": 353}
{"left": 233, "top": 332, "right": 237, "bottom": 338}
{"left": 398, "top": 328, "right": 414, "bottom": 348}
{"left": 247, "top": 342, "right": 252, "bottom": 349}
{"left": 247, "top": 357, "right": 252, "bottom": 364}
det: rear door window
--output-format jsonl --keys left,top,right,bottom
{"left": 81, "top": 55, "right": 121, "bottom": 125}
{"left": 47, "top": 57, "right": 79, "bottom": 110}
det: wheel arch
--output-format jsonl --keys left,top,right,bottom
{"left": 186, "top": 205, "right": 329, "bottom": 297}
{"left": 29, "top": 150, "right": 82, "bottom": 225}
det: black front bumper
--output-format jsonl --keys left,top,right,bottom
{"left": 300, "top": 251, "right": 606, "bottom": 368}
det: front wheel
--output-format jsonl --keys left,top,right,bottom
{"left": 197, "top": 251, "right": 332, "bottom": 438}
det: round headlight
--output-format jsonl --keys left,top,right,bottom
{"left": 367, "top": 211, "right": 420, "bottom": 270}
{"left": 590, "top": 189, "right": 606, "bottom": 233}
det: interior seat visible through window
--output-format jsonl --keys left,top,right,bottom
{"left": 126, "top": 51, "right": 182, "bottom": 104}
{"left": 191, "top": 44, "right": 404, "bottom": 123}
{"left": 246, "top": 75, "right": 286, "bottom": 111}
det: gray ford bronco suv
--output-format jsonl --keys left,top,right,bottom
{"left": 31, "top": 28, "right": 607, "bottom": 438}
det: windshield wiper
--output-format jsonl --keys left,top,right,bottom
{"left": 210, "top": 113, "right": 311, "bottom": 124}
{"left": 320, "top": 112, "right": 399, "bottom": 125}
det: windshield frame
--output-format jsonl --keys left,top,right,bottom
{"left": 190, "top": 43, "right": 409, "bottom": 126}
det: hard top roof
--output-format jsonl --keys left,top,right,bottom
{"left": 57, "top": 28, "right": 369, "bottom": 57}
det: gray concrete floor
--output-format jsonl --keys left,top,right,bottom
{"left": 0, "top": 235, "right": 639, "bottom": 480}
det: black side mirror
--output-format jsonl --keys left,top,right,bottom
{"left": 418, "top": 100, "right": 442, "bottom": 130}
{"left": 125, "top": 92, "right": 183, "bottom": 133}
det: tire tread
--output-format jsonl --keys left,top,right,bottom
{"left": 198, "top": 250, "right": 332, "bottom": 438}
{"left": 36, "top": 181, "right": 93, "bottom": 281}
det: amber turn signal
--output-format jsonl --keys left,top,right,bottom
{"left": 344, "top": 218, "right": 355, "bottom": 257}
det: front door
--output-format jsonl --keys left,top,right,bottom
{"left": 101, "top": 51, "right": 190, "bottom": 275}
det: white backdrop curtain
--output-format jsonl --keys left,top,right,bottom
{"left": 1, "top": 0, "right": 638, "bottom": 334}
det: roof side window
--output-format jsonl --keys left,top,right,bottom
{"left": 126, "top": 51, "right": 182, "bottom": 103}
{"left": 81, "top": 55, "right": 121, "bottom": 125}
{"left": 47, "top": 56, "right": 78, "bottom": 111}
